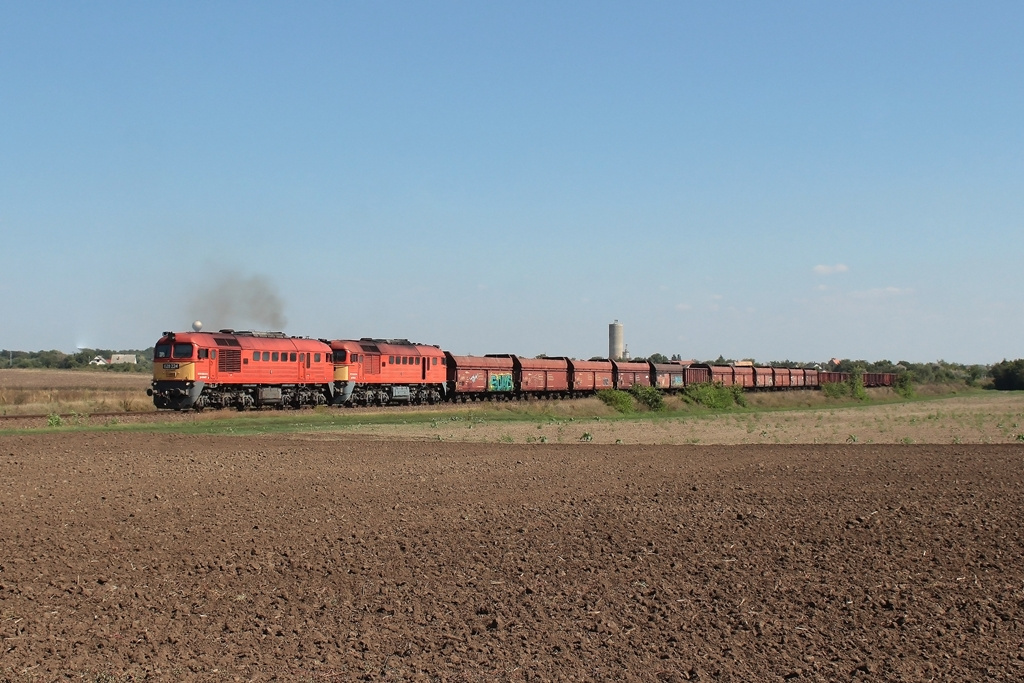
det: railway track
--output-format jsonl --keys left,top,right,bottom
{"left": 0, "top": 403, "right": 461, "bottom": 422}
{"left": 0, "top": 410, "right": 159, "bottom": 421}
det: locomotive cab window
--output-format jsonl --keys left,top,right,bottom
{"left": 155, "top": 344, "right": 172, "bottom": 359}
{"left": 172, "top": 344, "right": 193, "bottom": 359}
{"left": 333, "top": 350, "right": 347, "bottom": 362}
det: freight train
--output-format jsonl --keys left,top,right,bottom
{"left": 148, "top": 328, "right": 896, "bottom": 411}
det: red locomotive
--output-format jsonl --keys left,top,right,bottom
{"left": 149, "top": 328, "right": 334, "bottom": 410}
{"left": 328, "top": 338, "right": 447, "bottom": 406}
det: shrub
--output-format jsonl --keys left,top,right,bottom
{"left": 821, "top": 382, "right": 848, "bottom": 399}
{"left": 893, "top": 372, "right": 915, "bottom": 399}
{"left": 848, "top": 369, "right": 868, "bottom": 401}
{"left": 991, "top": 359, "right": 1024, "bottom": 391}
{"left": 629, "top": 384, "right": 664, "bottom": 411}
{"left": 597, "top": 390, "right": 635, "bottom": 414}
{"left": 46, "top": 413, "right": 63, "bottom": 427}
{"left": 684, "top": 382, "right": 742, "bottom": 410}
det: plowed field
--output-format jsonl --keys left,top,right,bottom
{"left": 2, "top": 433, "right": 1022, "bottom": 681}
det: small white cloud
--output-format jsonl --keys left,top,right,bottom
{"left": 675, "top": 303, "right": 692, "bottom": 311}
{"left": 813, "top": 264, "right": 849, "bottom": 275}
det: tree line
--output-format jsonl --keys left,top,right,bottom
{"left": 0, "top": 348, "right": 154, "bottom": 372}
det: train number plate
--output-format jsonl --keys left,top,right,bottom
{"left": 163, "top": 363, "right": 180, "bottom": 370}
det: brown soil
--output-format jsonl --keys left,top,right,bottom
{"left": 2, "top": 433, "right": 1022, "bottom": 681}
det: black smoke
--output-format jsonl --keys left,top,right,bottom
{"left": 188, "top": 272, "right": 287, "bottom": 331}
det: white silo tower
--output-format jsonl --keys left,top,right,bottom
{"left": 609, "top": 321, "right": 624, "bottom": 361}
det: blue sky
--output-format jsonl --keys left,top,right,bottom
{"left": 2, "top": 2, "right": 1021, "bottom": 363}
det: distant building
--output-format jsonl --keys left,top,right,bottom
{"left": 110, "top": 354, "right": 137, "bottom": 365}
{"left": 89, "top": 356, "right": 107, "bottom": 365}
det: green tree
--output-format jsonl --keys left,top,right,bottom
{"left": 991, "top": 359, "right": 1024, "bottom": 390}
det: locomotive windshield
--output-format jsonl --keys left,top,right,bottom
{"left": 154, "top": 344, "right": 172, "bottom": 359}
{"left": 172, "top": 343, "right": 194, "bottom": 359}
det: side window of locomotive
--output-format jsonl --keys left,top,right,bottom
{"left": 172, "top": 343, "right": 193, "bottom": 359}
{"left": 197, "top": 349, "right": 207, "bottom": 359}
{"left": 416, "top": 357, "right": 421, "bottom": 365}
{"left": 314, "top": 353, "right": 321, "bottom": 363}
{"left": 290, "top": 353, "right": 297, "bottom": 362}
{"left": 262, "top": 351, "right": 270, "bottom": 361}
{"left": 253, "top": 352, "right": 260, "bottom": 361}
{"left": 272, "top": 352, "right": 279, "bottom": 361}
{"left": 389, "top": 356, "right": 395, "bottom": 364}
{"left": 299, "top": 353, "right": 305, "bottom": 362}
{"left": 155, "top": 344, "right": 172, "bottom": 359}
{"left": 211, "top": 349, "right": 217, "bottom": 359}
{"left": 433, "top": 358, "right": 437, "bottom": 366}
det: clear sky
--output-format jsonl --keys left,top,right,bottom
{"left": 2, "top": 2, "right": 1021, "bottom": 364}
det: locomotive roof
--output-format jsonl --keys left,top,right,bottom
{"left": 159, "top": 330, "right": 328, "bottom": 350}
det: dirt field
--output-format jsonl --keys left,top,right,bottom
{"left": 298, "top": 393, "right": 1024, "bottom": 446}
{"left": 2, "top": 432, "right": 1022, "bottom": 681}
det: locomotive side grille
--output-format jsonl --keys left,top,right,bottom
{"left": 218, "top": 349, "right": 242, "bottom": 373}
{"left": 215, "top": 338, "right": 241, "bottom": 347}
